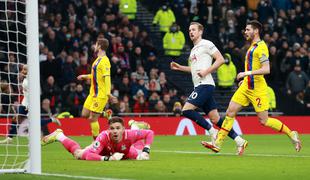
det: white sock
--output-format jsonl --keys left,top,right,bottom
{"left": 234, "top": 136, "right": 244, "bottom": 146}
{"left": 209, "top": 127, "right": 217, "bottom": 135}
{"left": 56, "top": 132, "right": 66, "bottom": 142}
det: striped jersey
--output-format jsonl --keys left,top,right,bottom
{"left": 243, "top": 40, "right": 269, "bottom": 90}
{"left": 89, "top": 56, "right": 111, "bottom": 98}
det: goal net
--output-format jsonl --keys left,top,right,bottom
{"left": 0, "top": 0, "right": 41, "bottom": 174}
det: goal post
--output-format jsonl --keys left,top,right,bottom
{"left": 0, "top": 0, "right": 41, "bottom": 174}
{"left": 26, "top": 0, "right": 41, "bottom": 174}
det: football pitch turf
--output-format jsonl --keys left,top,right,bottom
{"left": 1, "top": 134, "right": 310, "bottom": 180}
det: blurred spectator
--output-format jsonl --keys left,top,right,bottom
{"left": 173, "top": 101, "right": 182, "bottom": 117}
{"left": 163, "top": 23, "right": 185, "bottom": 58}
{"left": 159, "top": 72, "right": 169, "bottom": 94}
{"left": 217, "top": 53, "right": 236, "bottom": 90}
{"left": 131, "top": 78, "right": 148, "bottom": 98}
{"left": 146, "top": 77, "right": 161, "bottom": 93}
{"left": 115, "top": 44, "right": 131, "bottom": 73}
{"left": 66, "top": 83, "right": 86, "bottom": 117}
{"left": 286, "top": 64, "right": 309, "bottom": 104}
{"left": 119, "top": 0, "right": 137, "bottom": 20}
{"left": 133, "top": 93, "right": 149, "bottom": 113}
{"left": 118, "top": 75, "right": 131, "bottom": 98}
{"left": 136, "top": 65, "right": 149, "bottom": 82}
{"left": 39, "top": 46, "right": 49, "bottom": 62}
{"left": 76, "top": 55, "right": 91, "bottom": 76}
{"left": 41, "top": 75, "right": 61, "bottom": 112}
{"left": 0, "top": 81, "right": 16, "bottom": 114}
{"left": 198, "top": 0, "right": 220, "bottom": 36}
{"left": 110, "top": 56, "right": 123, "bottom": 81}
{"left": 153, "top": 4, "right": 176, "bottom": 36}
{"left": 129, "top": 46, "right": 144, "bottom": 72}
{"left": 119, "top": 101, "right": 131, "bottom": 113}
{"left": 40, "top": 51, "right": 62, "bottom": 83}
{"left": 154, "top": 100, "right": 166, "bottom": 112}
{"left": 257, "top": 0, "right": 274, "bottom": 23}
{"left": 109, "top": 96, "right": 120, "bottom": 116}
{"left": 42, "top": 29, "right": 62, "bottom": 55}
{"left": 144, "top": 52, "right": 159, "bottom": 74}
{"left": 148, "top": 92, "right": 160, "bottom": 112}
{"left": 177, "top": 7, "right": 190, "bottom": 40}
{"left": 62, "top": 55, "right": 77, "bottom": 86}
{"left": 162, "top": 93, "right": 173, "bottom": 111}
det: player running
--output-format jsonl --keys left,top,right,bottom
{"left": 202, "top": 20, "right": 302, "bottom": 153}
{"left": 41, "top": 116, "right": 154, "bottom": 161}
{"left": 77, "top": 38, "right": 114, "bottom": 140}
{"left": 170, "top": 22, "right": 247, "bottom": 155}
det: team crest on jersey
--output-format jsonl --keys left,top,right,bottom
{"left": 93, "top": 141, "right": 100, "bottom": 149}
{"left": 94, "top": 102, "right": 98, "bottom": 107}
{"left": 121, "top": 145, "right": 126, "bottom": 151}
{"left": 191, "top": 54, "right": 197, "bottom": 63}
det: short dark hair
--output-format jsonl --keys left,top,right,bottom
{"left": 247, "top": 20, "right": 262, "bottom": 34}
{"left": 108, "top": 116, "right": 124, "bottom": 126}
{"left": 190, "top": 22, "right": 204, "bottom": 31}
{"left": 97, "top": 38, "right": 109, "bottom": 51}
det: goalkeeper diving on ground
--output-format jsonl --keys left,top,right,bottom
{"left": 41, "top": 116, "right": 154, "bottom": 161}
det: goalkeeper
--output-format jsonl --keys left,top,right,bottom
{"left": 41, "top": 117, "right": 154, "bottom": 161}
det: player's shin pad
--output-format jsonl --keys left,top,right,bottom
{"left": 215, "top": 116, "right": 234, "bottom": 147}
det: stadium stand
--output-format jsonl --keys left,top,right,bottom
{"left": 1, "top": 0, "right": 309, "bottom": 116}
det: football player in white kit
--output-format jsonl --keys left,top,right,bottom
{"left": 0, "top": 65, "right": 60, "bottom": 144}
{"left": 170, "top": 22, "right": 248, "bottom": 155}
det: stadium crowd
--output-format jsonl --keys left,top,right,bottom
{"left": 0, "top": 0, "right": 309, "bottom": 116}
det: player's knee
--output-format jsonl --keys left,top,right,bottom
{"left": 258, "top": 117, "right": 268, "bottom": 126}
{"left": 226, "top": 109, "right": 236, "bottom": 117}
{"left": 209, "top": 115, "right": 220, "bottom": 124}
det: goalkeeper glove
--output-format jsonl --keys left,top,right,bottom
{"left": 102, "top": 152, "right": 124, "bottom": 161}
{"left": 136, "top": 146, "right": 150, "bottom": 160}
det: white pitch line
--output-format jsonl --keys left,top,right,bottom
{"left": 40, "top": 172, "right": 132, "bottom": 180}
{"left": 153, "top": 150, "right": 310, "bottom": 158}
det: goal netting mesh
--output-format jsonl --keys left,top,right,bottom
{"left": 0, "top": 0, "right": 30, "bottom": 173}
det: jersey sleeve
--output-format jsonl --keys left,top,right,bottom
{"left": 204, "top": 40, "right": 219, "bottom": 56}
{"left": 128, "top": 130, "right": 154, "bottom": 146}
{"left": 87, "top": 132, "right": 108, "bottom": 154}
{"left": 258, "top": 44, "right": 269, "bottom": 64}
{"left": 99, "top": 58, "right": 111, "bottom": 77}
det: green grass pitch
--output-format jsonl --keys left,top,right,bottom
{"left": 1, "top": 134, "right": 310, "bottom": 180}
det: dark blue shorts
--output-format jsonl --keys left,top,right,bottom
{"left": 187, "top": 84, "right": 217, "bottom": 114}
{"left": 17, "top": 105, "right": 28, "bottom": 117}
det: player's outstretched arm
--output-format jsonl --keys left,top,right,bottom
{"left": 237, "top": 61, "right": 270, "bottom": 80}
{"left": 83, "top": 151, "right": 124, "bottom": 161}
{"left": 77, "top": 74, "right": 91, "bottom": 81}
{"left": 170, "top": 62, "right": 191, "bottom": 73}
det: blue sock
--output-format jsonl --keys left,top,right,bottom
{"left": 41, "top": 118, "right": 52, "bottom": 126}
{"left": 216, "top": 117, "right": 239, "bottom": 139}
{"left": 183, "top": 110, "right": 212, "bottom": 130}
{"left": 8, "top": 122, "right": 17, "bottom": 138}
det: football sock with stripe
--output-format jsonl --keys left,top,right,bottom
{"left": 216, "top": 117, "right": 238, "bottom": 140}
{"left": 265, "top": 118, "right": 292, "bottom": 137}
{"left": 215, "top": 116, "right": 235, "bottom": 147}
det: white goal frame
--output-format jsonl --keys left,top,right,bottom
{"left": 0, "top": 0, "right": 41, "bottom": 174}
